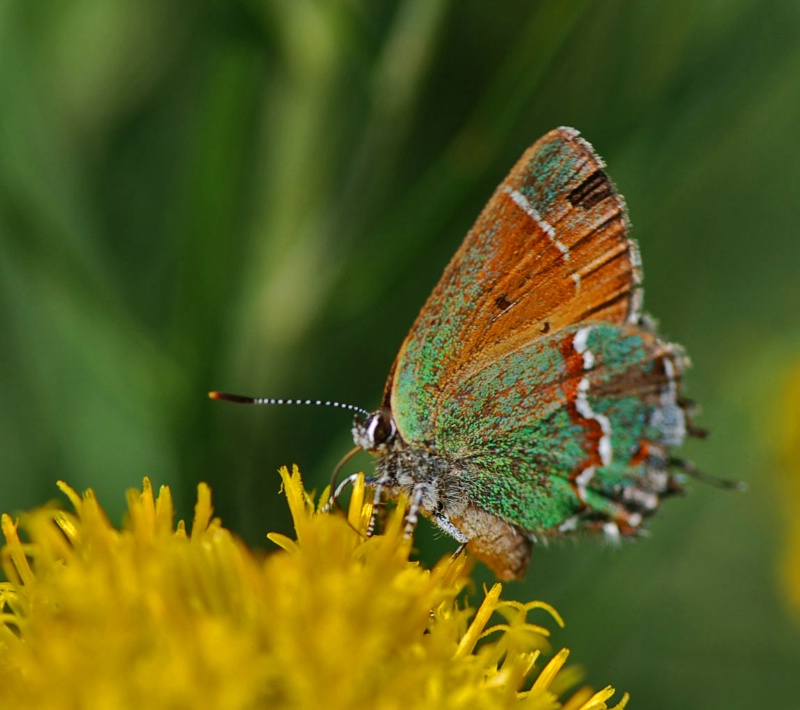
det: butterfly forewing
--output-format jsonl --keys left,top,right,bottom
{"left": 389, "top": 128, "right": 641, "bottom": 446}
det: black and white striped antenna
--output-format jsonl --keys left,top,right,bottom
{"left": 209, "top": 391, "right": 371, "bottom": 419}
{"left": 209, "top": 391, "right": 374, "bottom": 522}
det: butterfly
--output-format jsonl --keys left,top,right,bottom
{"left": 349, "top": 127, "right": 704, "bottom": 580}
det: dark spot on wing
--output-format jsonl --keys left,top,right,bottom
{"left": 495, "top": 294, "right": 513, "bottom": 312}
{"left": 568, "top": 170, "right": 613, "bottom": 210}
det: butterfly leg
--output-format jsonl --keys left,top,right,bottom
{"left": 432, "top": 510, "right": 469, "bottom": 544}
{"left": 451, "top": 542, "right": 468, "bottom": 561}
{"left": 320, "top": 472, "right": 361, "bottom": 513}
{"left": 403, "top": 483, "right": 426, "bottom": 539}
{"left": 366, "top": 482, "right": 384, "bottom": 537}
{"left": 669, "top": 456, "right": 745, "bottom": 490}
{"left": 432, "top": 511, "right": 469, "bottom": 561}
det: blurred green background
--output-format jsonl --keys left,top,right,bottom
{"left": 1, "top": 0, "right": 799, "bottom": 706}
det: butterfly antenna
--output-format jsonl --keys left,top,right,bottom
{"left": 210, "top": 391, "right": 375, "bottom": 533}
{"left": 209, "top": 391, "right": 371, "bottom": 419}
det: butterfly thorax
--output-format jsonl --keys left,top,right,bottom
{"left": 352, "top": 409, "right": 534, "bottom": 579}
{"left": 352, "top": 409, "right": 469, "bottom": 514}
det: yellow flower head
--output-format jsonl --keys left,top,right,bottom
{"left": 0, "top": 467, "right": 628, "bottom": 709}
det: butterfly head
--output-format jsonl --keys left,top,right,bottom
{"left": 352, "top": 409, "right": 397, "bottom": 453}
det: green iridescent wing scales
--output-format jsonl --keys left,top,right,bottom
{"left": 431, "top": 324, "right": 683, "bottom": 532}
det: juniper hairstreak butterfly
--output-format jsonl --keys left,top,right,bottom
{"left": 213, "top": 127, "right": 731, "bottom": 580}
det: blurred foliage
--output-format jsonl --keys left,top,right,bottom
{"left": 775, "top": 362, "right": 800, "bottom": 619}
{"left": 1, "top": 0, "right": 799, "bottom": 707}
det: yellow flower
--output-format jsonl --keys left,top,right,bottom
{"left": 0, "top": 467, "right": 628, "bottom": 709}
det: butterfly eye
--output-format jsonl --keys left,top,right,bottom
{"left": 363, "top": 410, "right": 396, "bottom": 449}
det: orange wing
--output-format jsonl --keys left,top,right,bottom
{"left": 388, "top": 128, "right": 642, "bottom": 443}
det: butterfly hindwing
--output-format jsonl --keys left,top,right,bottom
{"left": 433, "top": 323, "right": 686, "bottom": 540}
